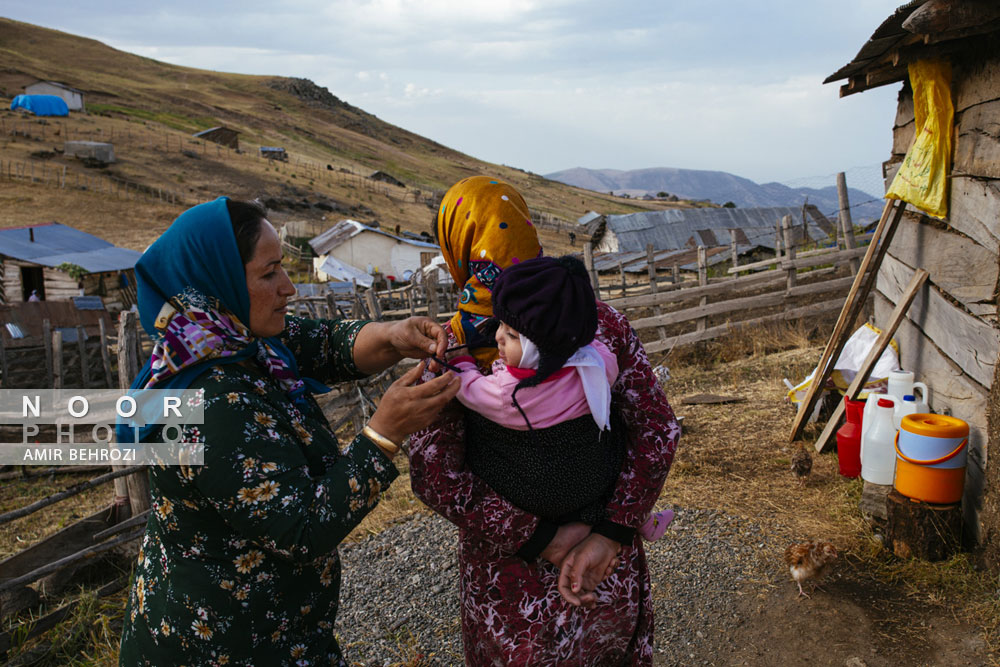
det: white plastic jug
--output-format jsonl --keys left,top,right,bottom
{"left": 887, "top": 370, "right": 931, "bottom": 411}
{"left": 863, "top": 392, "right": 897, "bottom": 442}
{"left": 861, "top": 397, "right": 898, "bottom": 485}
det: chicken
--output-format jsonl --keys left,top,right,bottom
{"left": 784, "top": 540, "right": 837, "bottom": 598}
{"left": 790, "top": 446, "right": 812, "bottom": 486}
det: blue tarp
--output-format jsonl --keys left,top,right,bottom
{"left": 9, "top": 94, "right": 69, "bottom": 116}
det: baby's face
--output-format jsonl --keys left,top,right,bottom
{"left": 495, "top": 321, "right": 523, "bottom": 368}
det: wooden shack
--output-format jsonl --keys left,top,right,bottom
{"left": 825, "top": 0, "right": 1000, "bottom": 551}
{"left": 0, "top": 223, "right": 140, "bottom": 312}
{"left": 193, "top": 126, "right": 240, "bottom": 149}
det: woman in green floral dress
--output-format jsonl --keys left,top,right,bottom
{"left": 117, "top": 197, "right": 460, "bottom": 666}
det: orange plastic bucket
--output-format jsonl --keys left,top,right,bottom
{"left": 893, "top": 414, "right": 969, "bottom": 504}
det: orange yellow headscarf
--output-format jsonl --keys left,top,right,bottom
{"left": 437, "top": 176, "right": 543, "bottom": 367}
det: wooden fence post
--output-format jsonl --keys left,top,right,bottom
{"left": 98, "top": 317, "right": 114, "bottom": 388}
{"left": 76, "top": 325, "right": 90, "bottom": 388}
{"left": 696, "top": 246, "right": 708, "bottom": 332}
{"left": 116, "top": 311, "right": 150, "bottom": 516}
{"left": 836, "top": 172, "right": 860, "bottom": 275}
{"left": 52, "top": 330, "right": 63, "bottom": 390}
{"left": 42, "top": 319, "right": 53, "bottom": 387}
{"left": 730, "top": 229, "right": 739, "bottom": 274}
{"left": 583, "top": 242, "right": 600, "bottom": 299}
{"left": 364, "top": 288, "right": 382, "bottom": 321}
{"left": 672, "top": 264, "right": 679, "bottom": 284}
{"left": 646, "top": 244, "right": 667, "bottom": 341}
{"left": 618, "top": 259, "right": 627, "bottom": 297}
{"left": 0, "top": 334, "right": 7, "bottom": 388}
{"left": 426, "top": 270, "right": 439, "bottom": 320}
{"left": 782, "top": 215, "right": 797, "bottom": 289}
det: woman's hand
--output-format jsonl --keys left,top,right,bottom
{"left": 366, "top": 361, "right": 460, "bottom": 446}
{"left": 557, "top": 534, "right": 622, "bottom": 608}
{"left": 353, "top": 318, "right": 447, "bottom": 375}
{"left": 539, "top": 522, "right": 592, "bottom": 569}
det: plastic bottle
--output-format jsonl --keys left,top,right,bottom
{"left": 894, "top": 394, "right": 918, "bottom": 429}
{"left": 863, "top": 393, "right": 896, "bottom": 444}
{"left": 861, "top": 398, "right": 898, "bottom": 485}
{"left": 836, "top": 396, "right": 865, "bottom": 478}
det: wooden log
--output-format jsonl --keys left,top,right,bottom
{"left": 813, "top": 269, "right": 930, "bottom": 452}
{"left": 837, "top": 172, "right": 861, "bottom": 274}
{"left": 0, "top": 467, "right": 143, "bottom": 527}
{"left": 789, "top": 199, "right": 906, "bottom": 443}
{"left": 98, "top": 317, "right": 114, "bottom": 388}
{"left": 643, "top": 297, "right": 844, "bottom": 354}
{"left": 0, "top": 334, "right": 6, "bottom": 389}
{"left": 885, "top": 490, "right": 962, "bottom": 561}
{"left": 584, "top": 242, "right": 599, "bottom": 297}
{"left": 0, "top": 528, "right": 143, "bottom": 594}
{"left": 364, "top": 288, "right": 382, "bottom": 321}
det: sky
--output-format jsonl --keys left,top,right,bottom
{"left": 5, "top": 1, "right": 904, "bottom": 195}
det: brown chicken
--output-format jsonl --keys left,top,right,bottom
{"left": 790, "top": 446, "right": 812, "bottom": 486}
{"left": 784, "top": 540, "right": 837, "bottom": 598}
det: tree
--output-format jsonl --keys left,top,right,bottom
{"left": 657, "top": 191, "right": 670, "bottom": 198}
{"left": 723, "top": 201, "right": 737, "bottom": 208}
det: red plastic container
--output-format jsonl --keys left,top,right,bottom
{"left": 836, "top": 396, "right": 865, "bottom": 477}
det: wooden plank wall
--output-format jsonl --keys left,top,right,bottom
{"left": 879, "top": 45, "right": 1000, "bottom": 541}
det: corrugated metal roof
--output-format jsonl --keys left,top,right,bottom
{"left": 602, "top": 206, "right": 826, "bottom": 253}
{"left": 309, "top": 219, "right": 439, "bottom": 256}
{"left": 0, "top": 223, "right": 141, "bottom": 273}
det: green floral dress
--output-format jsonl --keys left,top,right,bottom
{"left": 119, "top": 317, "right": 398, "bottom": 667}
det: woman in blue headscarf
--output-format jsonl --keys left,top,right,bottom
{"left": 118, "top": 197, "right": 459, "bottom": 666}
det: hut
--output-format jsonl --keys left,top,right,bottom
{"left": 259, "top": 146, "right": 288, "bottom": 161}
{"left": 193, "top": 126, "right": 240, "bottom": 150}
{"left": 824, "top": 0, "right": 1000, "bottom": 550}
{"left": 64, "top": 141, "right": 116, "bottom": 163}
{"left": 0, "top": 223, "right": 141, "bottom": 311}
{"left": 591, "top": 205, "right": 833, "bottom": 255}
{"left": 24, "top": 80, "right": 84, "bottom": 111}
{"left": 309, "top": 219, "right": 438, "bottom": 283}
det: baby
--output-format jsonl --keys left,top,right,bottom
{"left": 448, "top": 255, "right": 673, "bottom": 541}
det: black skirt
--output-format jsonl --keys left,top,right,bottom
{"left": 464, "top": 408, "right": 626, "bottom": 525}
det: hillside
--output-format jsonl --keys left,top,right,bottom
{"left": 545, "top": 166, "right": 885, "bottom": 223}
{"left": 0, "top": 17, "right": 682, "bottom": 252}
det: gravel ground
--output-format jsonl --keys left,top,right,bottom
{"left": 337, "top": 508, "right": 786, "bottom": 666}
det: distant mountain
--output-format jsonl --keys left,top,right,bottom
{"left": 545, "top": 167, "right": 884, "bottom": 223}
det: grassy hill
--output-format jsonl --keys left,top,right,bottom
{"left": 0, "top": 17, "right": 687, "bottom": 253}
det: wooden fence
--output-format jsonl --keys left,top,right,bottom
{"left": 0, "top": 156, "right": 184, "bottom": 206}
{"left": 592, "top": 234, "right": 869, "bottom": 355}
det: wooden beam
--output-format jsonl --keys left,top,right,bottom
{"left": 813, "top": 269, "right": 929, "bottom": 452}
{"left": 789, "top": 199, "right": 906, "bottom": 443}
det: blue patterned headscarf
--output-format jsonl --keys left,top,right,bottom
{"left": 117, "top": 197, "right": 326, "bottom": 442}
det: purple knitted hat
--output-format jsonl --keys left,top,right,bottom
{"left": 493, "top": 255, "right": 598, "bottom": 386}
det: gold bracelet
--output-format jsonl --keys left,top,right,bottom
{"left": 362, "top": 425, "right": 400, "bottom": 457}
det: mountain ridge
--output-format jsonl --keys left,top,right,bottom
{"left": 546, "top": 166, "right": 884, "bottom": 222}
